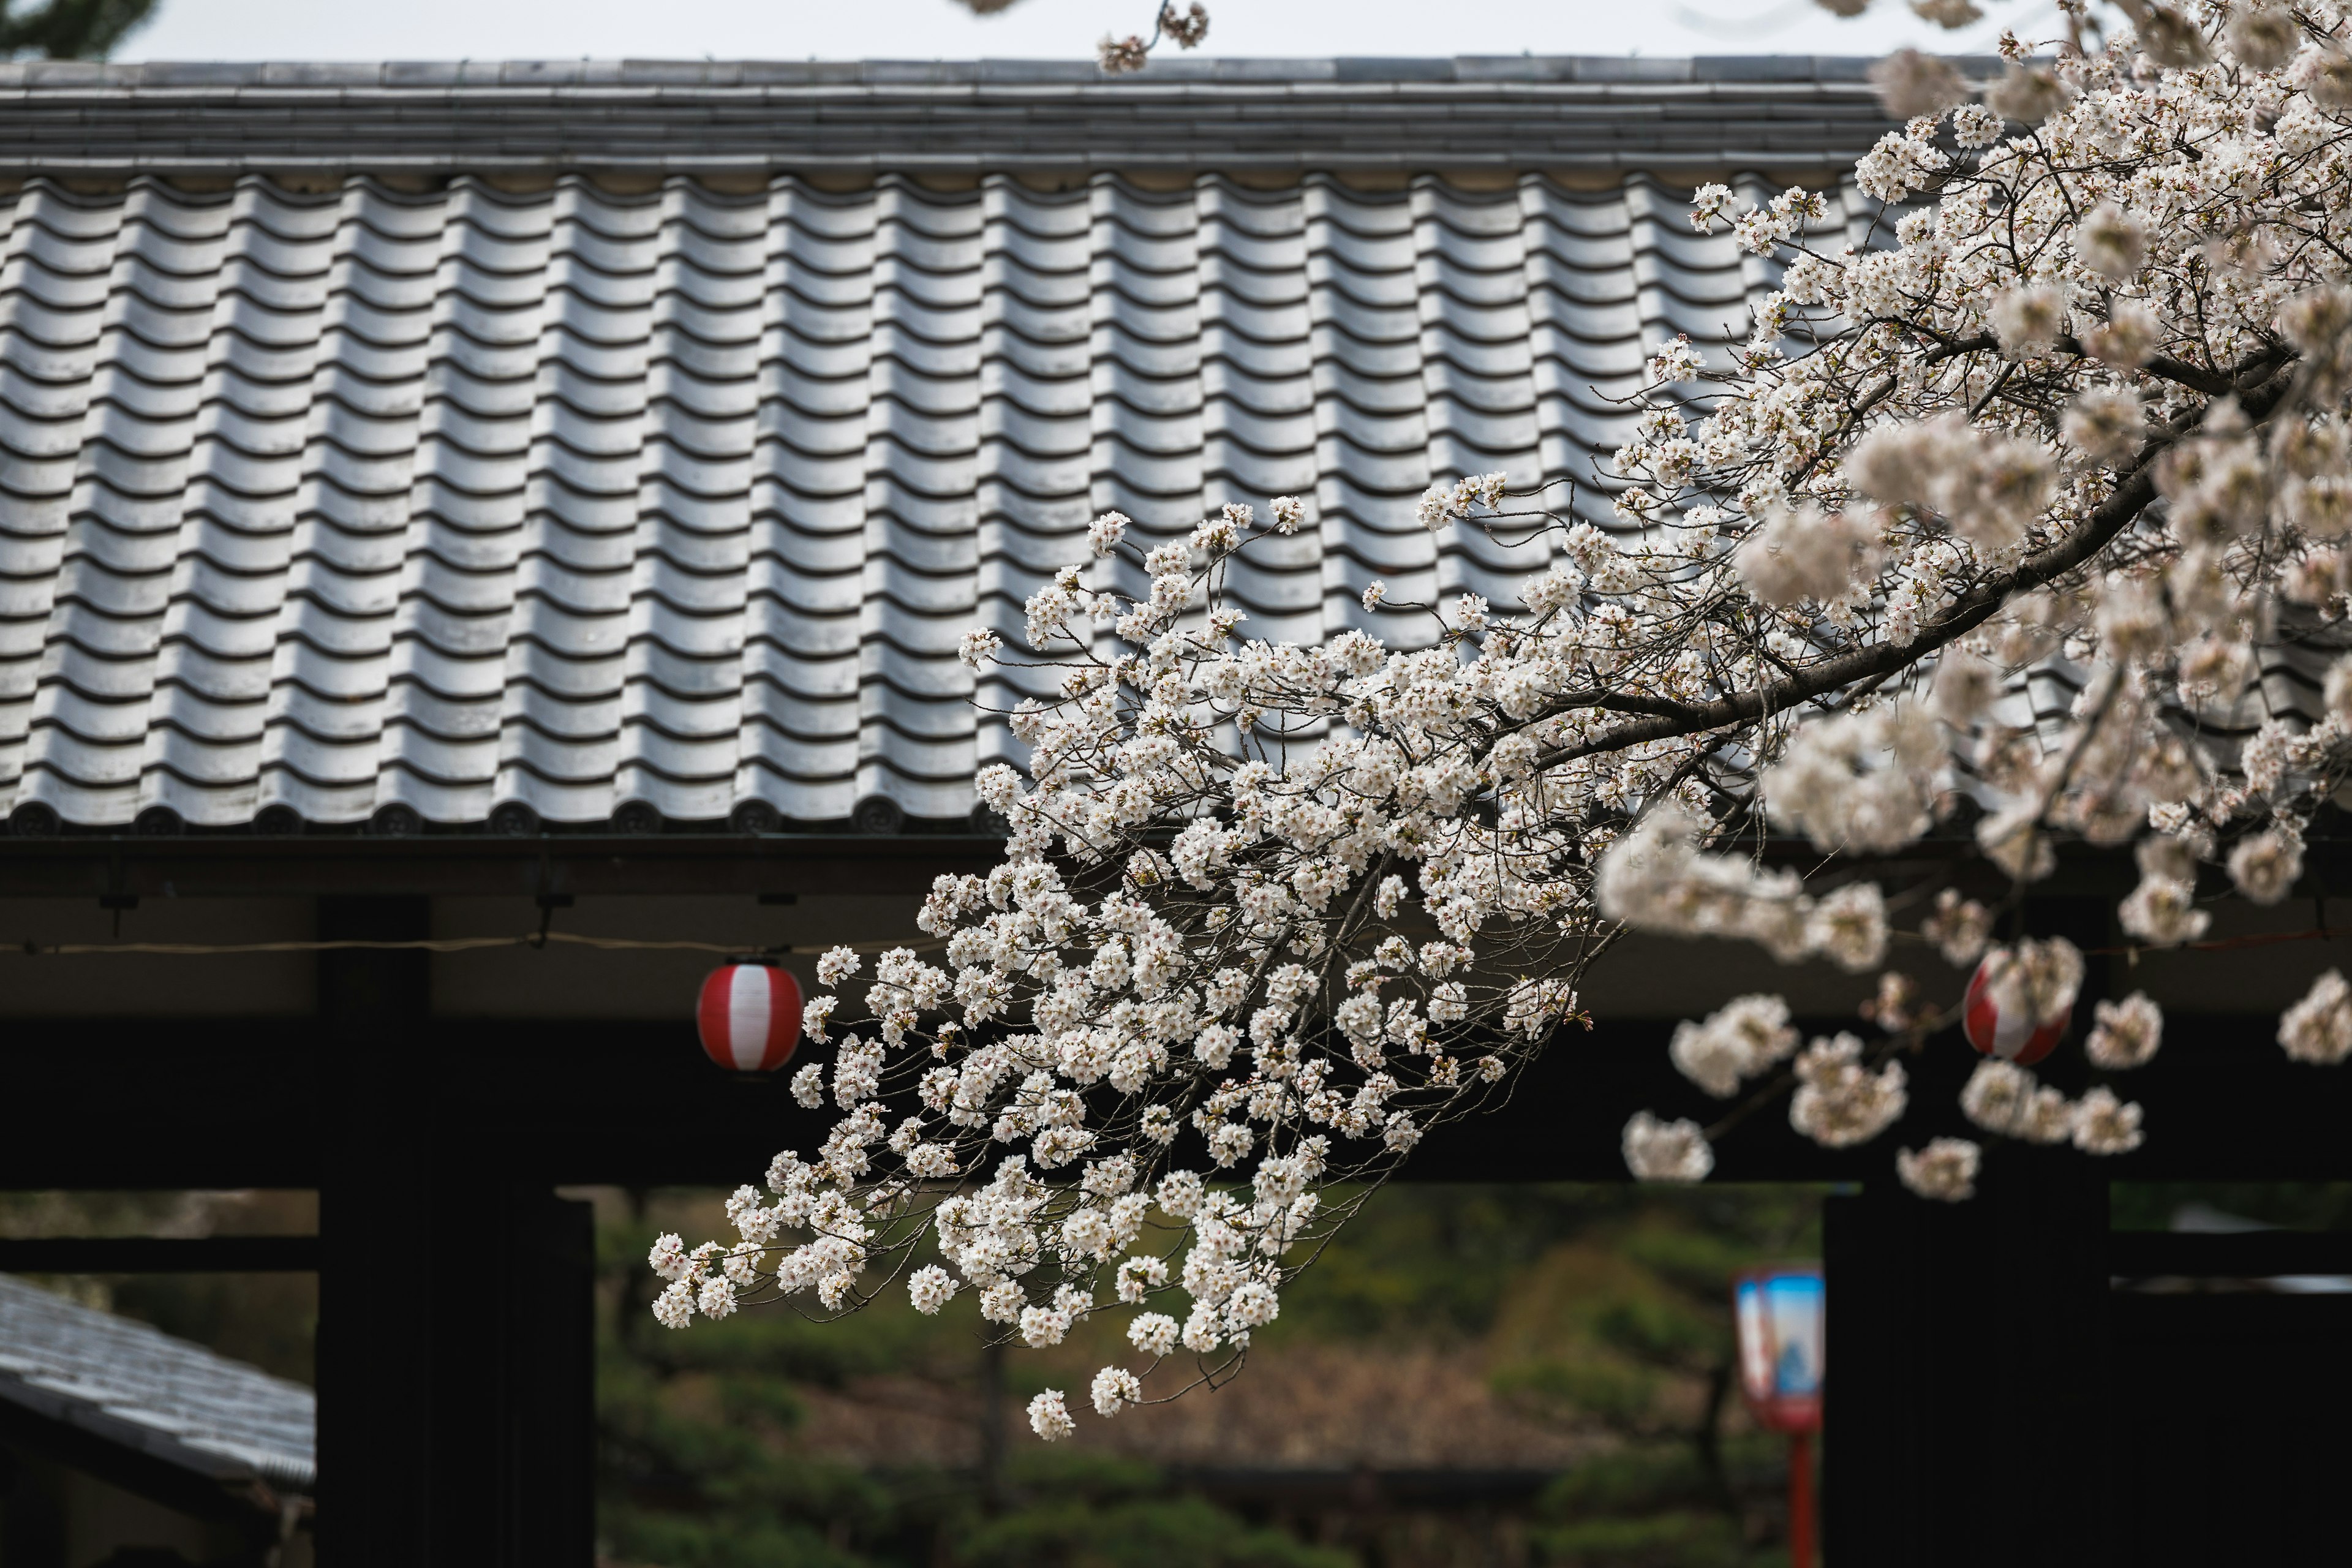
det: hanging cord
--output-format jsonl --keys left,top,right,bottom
{"left": 12, "top": 925, "right": 2336, "bottom": 962}
{"left": 2087, "top": 925, "right": 2345, "bottom": 960}
{"left": 1898, "top": 924, "right": 2350, "bottom": 962}
{"left": 9, "top": 932, "right": 949, "bottom": 959}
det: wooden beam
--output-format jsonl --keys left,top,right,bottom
{"left": 0, "top": 833, "right": 1001, "bottom": 900}
{"left": 0, "top": 1011, "right": 2345, "bottom": 1188}
{"left": 2106, "top": 1230, "right": 2352, "bottom": 1278}
{"left": 21, "top": 827, "right": 2352, "bottom": 902}
{"left": 0, "top": 1237, "right": 318, "bottom": 1272}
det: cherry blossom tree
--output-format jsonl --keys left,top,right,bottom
{"left": 650, "top": 3, "right": 2352, "bottom": 1442}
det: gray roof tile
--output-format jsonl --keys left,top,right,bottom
{"left": 0, "top": 63, "right": 1920, "bottom": 832}
{"left": 0, "top": 1272, "right": 314, "bottom": 1491}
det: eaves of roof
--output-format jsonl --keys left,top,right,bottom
{"left": 0, "top": 1366, "right": 304, "bottom": 1519}
{"left": 0, "top": 55, "right": 1959, "bottom": 176}
{"left": 0, "top": 1273, "right": 314, "bottom": 1510}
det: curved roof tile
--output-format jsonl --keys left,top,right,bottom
{"left": 0, "top": 63, "right": 1901, "bottom": 830}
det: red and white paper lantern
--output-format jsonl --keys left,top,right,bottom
{"left": 1962, "top": 955, "right": 2067, "bottom": 1066}
{"left": 696, "top": 962, "right": 804, "bottom": 1074}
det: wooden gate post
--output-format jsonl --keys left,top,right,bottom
{"left": 315, "top": 898, "right": 599, "bottom": 1566}
{"left": 316, "top": 895, "right": 437, "bottom": 1567}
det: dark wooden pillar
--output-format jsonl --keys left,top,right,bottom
{"left": 423, "top": 1177, "right": 598, "bottom": 1566}
{"left": 499, "top": 1188, "right": 597, "bottom": 1567}
{"left": 317, "top": 897, "right": 598, "bottom": 1567}
{"left": 317, "top": 895, "right": 436, "bottom": 1567}
{"left": 1825, "top": 895, "right": 2114, "bottom": 1565}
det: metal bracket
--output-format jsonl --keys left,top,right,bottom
{"left": 100, "top": 854, "right": 136, "bottom": 935}
{"left": 530, "top": 850, "right": 573, "bottom": 948}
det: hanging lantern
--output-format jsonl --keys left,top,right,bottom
{"left": 696, "top": 960, "right": 803, "bottom": 1074}
{"left": 1735, "top": 1266, "right": 1825, "bottom": 1433}
{"left": 1735, "top": 1266, "right": 1824, "bottom": 1568}
{"left": 1962, "top": 953, "right": 2067, "bottom": 1065}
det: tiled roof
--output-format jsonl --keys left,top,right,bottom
{"left": 0, "top": 1272, "right": 315, "bottom": 1491}
{"left": 0, "top": 62, "right": 1893, "bottom": 835}
{"left": 0, "top": 56, "right": 1919, "bottom": 176}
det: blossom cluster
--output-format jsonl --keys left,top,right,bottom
{"left": 1098, "top": 1, "right": 1209, "bottom": 74}
{"left": 1597, "top": 4, "right": 2352, "bottom": 1183}
{"left": 642, "top": 457, "right": 1607, "bottom": 1436}
{"left": 646, "top": 6, "right": 2352, "bottom": 1436}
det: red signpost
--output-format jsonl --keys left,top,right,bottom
{"left": 1735, "top": 1265, "right": 1825, "bottom": 1568}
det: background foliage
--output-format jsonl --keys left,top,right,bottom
{"left": 595, "top": 1182, "right": 1823, "bottom": 1568}
{"left": 17, "top": 1177, "right": 2346, "bottom": 1566}
{"left": 0, "top": 0, "right": 154, "bottom": 58}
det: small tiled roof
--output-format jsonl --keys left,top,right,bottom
{"left": 0, "top": 60, "right": 1901, "bottom": 834}
{"left": 0, "top": 1272, "right": 314, "bottom": 1491}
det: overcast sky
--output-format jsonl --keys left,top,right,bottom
{"left": 118, "top": 0, "right": 2048, "bottom": 63}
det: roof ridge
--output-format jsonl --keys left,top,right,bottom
{"left": 0, "top": 54, "right": 1993, "bottom": 91}
{"left": 0, "top": 56, "right": 1936, "bottom": 179}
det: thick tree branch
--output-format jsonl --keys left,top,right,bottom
{"left": 1537, "top": 354, "right": 2297, "bottom": 773}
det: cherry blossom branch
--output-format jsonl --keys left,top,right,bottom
{"left": 1544, "top": 353, "right": 2298, "bottom": 775}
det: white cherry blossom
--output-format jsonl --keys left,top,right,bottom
{"left": 1898, "top": 1138, "right": 1983, "bottom": 1201}
{"left": 644, "top": 7, "right": 2352, "bottom": 1431}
